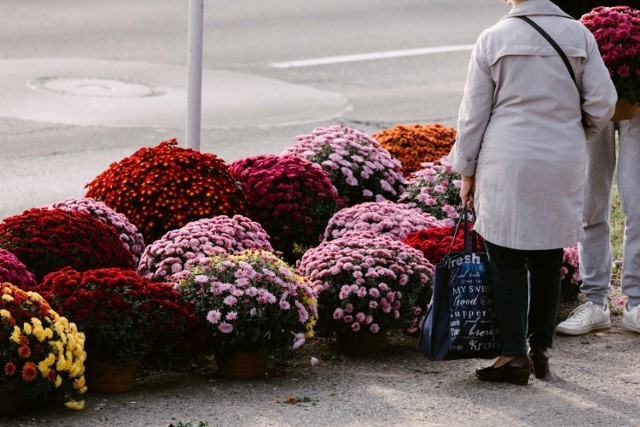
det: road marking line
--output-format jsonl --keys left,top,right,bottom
{"left": 270, "top": 44, "right": 475, "bottom": 69}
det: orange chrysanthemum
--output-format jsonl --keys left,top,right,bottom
{"left": 372, "top": 123, "right": 456, "bottom": 176}
{"left": 18, "top": 345, "right": 31, "bottom": 358}
{"left": 21, "top": 361, "right": 37, "bottom": 382}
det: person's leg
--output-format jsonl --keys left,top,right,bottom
{"left": 579, "top": 122, "right": 617, "bottom": 307}
{"left": 556, "top": 124, "right": 615, "bottom": 335}
{"left": 484, "top": 241, "right": 528, "bottom": 356}
{"left": 527, "top": 248, "right": 563, "bottom": 349}
{"left": 617, "top": 115, "right": 640, "bottom": 332}
{"left": 526, "top": 247, "right": 563, "bottom": 379}
{"left": 617, "top": 116, "right": 640, "bottom": 309}
{"left": 475, "top": 240, "right": 531, "bottom": 385}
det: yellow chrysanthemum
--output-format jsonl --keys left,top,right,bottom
{"left": 67, "top": 335, "right": 78, "bottom": 350}
{"left": 65, "top": 350, "right": 74, "bottom": 368}
{"left": 26, "top": 291, "right": 43, "bottom": 302}
{"left": 38, "top": 354, "right": 56, "bottom": 376}
{"left": 64, "top": 400, "right": 85, "bottom": 411}
{"left": 72, "top": 345, "right": 86, "bottom": 360}
{"left": 53, "top": 321, "right": 65, "bottom": 338}
{"left": 44, "top": 327, "right": 54, "bottom": 340}
{"left": 0, "top": 309, "right": 10, "bottom": 318}
{"left": 78, "top": 386, "right": 88, "bottom": 395}
{"left": 51, "top": 340, "right": 63, "bottom": 354}
{"left": 56, "top": 353, "right": 67, "bottom": 371}
{"left": 2, "top": 293, "right": 14, "bottom": 302}
{"left": 54, "top": 375, "right": 62, "bottom": 387}
{"left": 30, "top": 317, "right": 42, "bottom": 327}
{"left": 73, "top": 376, "right": 86, "bottom": 389}
{"left": 59, "top": 316, "right": 70, "bottom": 328}
{"left": 33, "top": 326, "right": 47, "bottom": 343}
{"left": 69, "top": 361, "right": 85, "bottom": 378}
{"left": 10, "top": 326, "right": 22, "bottom": 343}
{"left": 22, "top": 322, "right": 33, "bottom": 335}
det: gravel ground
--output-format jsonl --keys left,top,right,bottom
{"left": 1, "top": 286, "right": 638, "bottom": 427}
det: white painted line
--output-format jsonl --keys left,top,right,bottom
{"left": 270, "top": 44, "right": 475, "bottom": 69}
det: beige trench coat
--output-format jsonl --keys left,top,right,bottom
{"left": 448, "top": 0, "right": 617, "bottom": 250}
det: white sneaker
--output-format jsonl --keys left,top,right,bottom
{"left": 621, "top": 304, "right": 640, "bottom": 333}
{"left": 555, "top": 301, "right": 611, "bottom": 336}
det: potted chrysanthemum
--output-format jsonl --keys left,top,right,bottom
{"left": 0, "top": 208, "right": 135, "bottom": 281}
{"left": 398, "top": 157, "right": 464, "bottom": 227}
{"left": 0, "top": 282, "right": 87, "bottom": 412}
{"left": 323, "top": 200, "right": 444, "bottom": 242}
{"left": 297, "top": 231, "right": 434, "bottom": 353}
{"left": 36, "top": 268, "right": 205, "bottom": 392}
{"left": 85, "top": 139, "right": 248, "bottom": 243}
{"left": 43, "top": 197, "right": 146, "bottom": 266}
{"left": 137, "top": 214, "right": 274, "bottom": 285}
{"left": 179, "top": 250, "right": 318, "bottom": 378}
{"left": 372, "top": 123, "right": 457, "bottom": 176}
{"left": 581, "top": 6, "right": 640, "bottom": 120}
{"left": 282, "top": 125, "right": 407, "bottom": 206}
{"left": 229, "top": 155, "right": 344, "bottom": 262}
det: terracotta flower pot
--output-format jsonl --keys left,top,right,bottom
{"left": 611, "top": 98, "right": 640, "bottom": 121}
{"left": 335, "top": 330, "right": 388, "bottom": 355}
{"left": 215, "top": 351, "right": 269, "bottom": 379}
{"left": 85, "top": 361, "right": 140, "bottom": 393}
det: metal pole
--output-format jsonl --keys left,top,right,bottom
{"left": 186, "top": 0, "right": 204, "bottom": 151}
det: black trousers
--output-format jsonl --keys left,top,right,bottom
{"left": 484, "top": 241, "right": 563, "bottom": 355}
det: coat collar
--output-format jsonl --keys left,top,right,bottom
{"left": 499, "top": 0, "right": 573, "bottom": 21}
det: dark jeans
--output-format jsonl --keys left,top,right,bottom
{"left": 484, "top": 240, "right": 563, "bottom": 356}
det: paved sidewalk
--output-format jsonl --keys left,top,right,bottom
{"left": 2, "top": 304, "right": 639, "bottom": 427}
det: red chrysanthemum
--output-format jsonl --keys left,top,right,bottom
{"left": 4, "top": 362, "right": 16, "bottom": 376}
{"left": 402, "top": 225, "right": 484, "bottom": 266}
{"left": 85, "top": 139, "right": 248, "bottom": 244}
{"left": 0, "top": 208, "right": 134, "bottom": 281}
{"left": 37, "top": 267, "right": 206, "bottom": 368}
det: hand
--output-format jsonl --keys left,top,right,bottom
{"left": 460, "top": 175, "right": 475, "bottom": 209}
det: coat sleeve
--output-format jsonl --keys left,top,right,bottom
{"left": 580, "top": 32, "right": 617, "bottom": 137}
{"left": 448, "top": 36, "right": 494, "bottom": 177}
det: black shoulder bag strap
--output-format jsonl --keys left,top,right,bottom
{"left": 516, "top": 16, "right": 588, "bottom": 127}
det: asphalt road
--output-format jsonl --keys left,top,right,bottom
{"left": 0, "top": 0, "right": 504, "bottom": 219}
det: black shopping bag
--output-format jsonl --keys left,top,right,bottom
{"left": 418, "top": 207, "right": 499, "bottom": 360}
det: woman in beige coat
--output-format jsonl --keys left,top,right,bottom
{"left": 448, "top": 0, "right": 616, "bottom": 385}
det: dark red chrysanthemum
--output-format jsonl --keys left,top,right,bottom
{"left": 230, "top": 154, "right": 344, "bottom": 260}
{"left": 0, "top": 208, "right": 134, "bottom": 281}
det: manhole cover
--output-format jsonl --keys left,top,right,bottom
{"left": 28, "top": 77, "right": 166, "bottom": 98}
